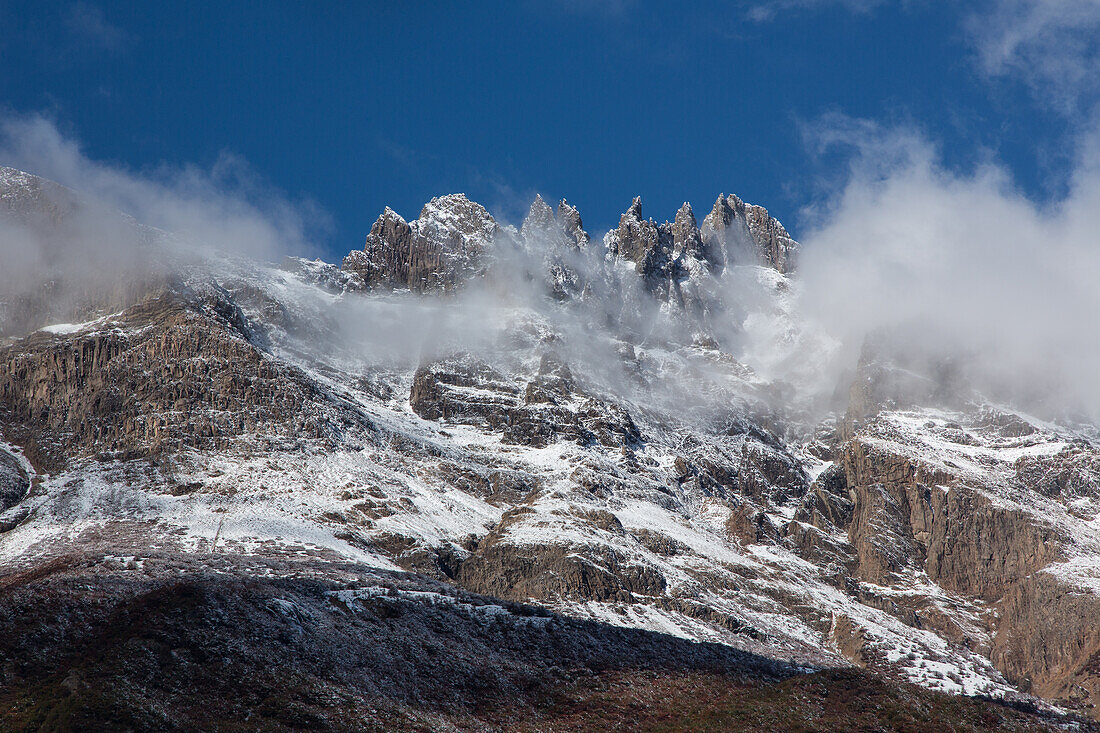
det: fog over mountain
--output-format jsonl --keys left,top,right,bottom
{"left": 797, "top": 117, "right": 1100, "bottom": 423}
{"left": 3, "top": 102, "right": 1100, "bottom": 729}
{"left": 5, "top": 2, "right": 1100, "bottom": 724}
{"left": 6, "top": 112, "right": 1100, "bottom": 426}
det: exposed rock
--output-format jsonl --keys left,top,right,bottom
{"left": 458, "top": 538, "right": 665, "bottom": 603}
{"left": 277, "top": 256, "right": 364, "bottom": 293}
{"left": 830, "top": 613, "right": 871, "bottom": 667}
{"left": 794, "top": 463, "right": 854, "bottom": 530}
{"left": 0, "top": 288, "right": 342, "bottom": 472}
{"left": 342, "top": 194, "right": 498, "bottom": 292}
{"left": 737, "top": 439, "right": 809, "bottom": 505}
{"left": 519, "top": 194, "right": 556, "bottom": 241}
{"left": 701, "top": 193, "right": 798, "bottom": 273}
{"left": 0, "top": 447, "right": 28, "bottom": 513}
{"left": 726, "top": 504, "right": 780, "bottom": 545}
{"left": 672, "top": 201, "right": 706, "bottom": 262}
{"left": 605, "top": 197, "right": 682, "bottom": 304}
{"left": 557, "top": 199, "right": 590, "bottom": 249}
{"left": 994, "top": 572, "right": 1100, "bottom": 714}
{"left": 840, "top": 436, "right": 1059, "bottom": 597}
{"left": 410, "top": 354, "right": 640, "bottom": 449}
{"left": 520, "top": 195, "right": 587, "bottom": 300}
{"left": 1015, "top": 447, "right": 1100, "bottom": 499}
{"left": 341, "top": 207, "right": 416, "bottom": 289}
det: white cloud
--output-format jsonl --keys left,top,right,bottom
{"left": 64, "top": 2, "right": 128, "bottom": 51}
{"left": 0, "top": 114, "right": 329, "bottom": 262}
{"left": 795, "top": 115, "right": 1100, "bottom": 420}
{"left": 744, "top": 0, "right": 886, "bottom": 22}
{"left": 968, "top": 0, "right": 1100, "bottom": 113}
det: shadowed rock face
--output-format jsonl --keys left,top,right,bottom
{"left": 0, "top": 447, "right": 28, "bottom": 513}
{"left": 341, "top": 207, "right": 416, "bottom": 289}
{"left": 3, "top": 557, "right": 1071, "bottom": 733}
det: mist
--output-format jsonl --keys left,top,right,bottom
{"left": 0, "top": 115, "right": 327, "bottom": 264}
{"left": 795, "top": 119, "right": 1100, "bottom": 422}
{"left": 0, "top": 114, "right": 330, "bottom": 337}
{"left": 6, "top": 110, "right": 1100, "bottom": 429}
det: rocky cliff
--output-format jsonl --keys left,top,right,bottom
{"left": 341, "top": 194, "right": 498, "bottom": 292}
{"left": 341, "top": 190, "right": 796, "bottom": 300}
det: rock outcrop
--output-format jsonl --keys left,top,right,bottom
{"left": 557, "top": 198, "right": 590, "bottom": 249}
{"left": 519, "top": 194, "right": 589, "bottom": 300}
{"left": 604, "top": 197, "right": 682, "bottom": 304}
{"left": 701, "top": 193, "right": 798, "bottom": 273}
{"left": 0, "top": 287, "right": 341, "bottom": 472}
{"left": 342, "top": 194, "right": 498, "bottom": 292}
{"left": 830, "top": 401, "right": 1100, "bottom": 715}
{"left": 0, "top": 446, "right": 28, "bottom": 513}
{"left": 410, "top": 353, "right": 641, "bottom": 449}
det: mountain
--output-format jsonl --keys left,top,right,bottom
{"left": 1, "top": 165, "right": 1098, "bottom": 731}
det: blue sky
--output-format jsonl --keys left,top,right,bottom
{"left": 1, "top": 1, "right": 1096, "bottom": 259}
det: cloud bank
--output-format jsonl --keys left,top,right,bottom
{"left": 795, "top": 116, "right": 1100, "bottom": 421}
{"left": 0, "top": 114, "right": 329, "bottom": 336}
{"left": 0, "top": 115, "right": 327, "bottom": 264}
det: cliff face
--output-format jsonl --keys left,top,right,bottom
{"left": 0, "top": 285, "right": 346, "bottom": 472}
{"left": 701, "top": 193, "right": 799, "bottom": 274}
{"left": 826, "top": 392, "right": 1100, "bottom": 714}
{"left": 342, "top": 194, "right": 498, "bottom": 293}
{"left": 341, "top": 191, "right": 797, "bottom": 298}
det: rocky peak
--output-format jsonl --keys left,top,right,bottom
{"left": 343, "top": 189, "right": 797, "bottom": 298}
{"left": 0, "top": 166, "right": 77, "bottom": 226}
{"left": 342, "top": 194, "right": 497, "bottom": 293}
{"left": 520, "top": 194, "right": 556, "bottom": 240}
{"left": 745, "top": 201, "right": 798, "bottom": 273}
{"left": 701, "top": 194, "right": 735, "bottom": 236}
{"left": 416, "top": 193, "right": 499, "bottom": 251}
{"left": 672, "top": 201, "right": 706, "bottom": 261}
{"left": 608, "top": 196, "right": 663, "bottom": 266}
{"left": 701, "top": 193, "right": 797, "bottom": 273}
{"left": 518, "top": 194, "right": 589, "bottom": 300}
{"left": 342, "top": 207, "right": 415, "bottom": 289}
{"left": 557, "top": 199, "right": 589, "bottom": 248}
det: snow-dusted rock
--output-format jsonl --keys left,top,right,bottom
{"left": 343, "top": 194, "right": 498, "bottom": 292}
